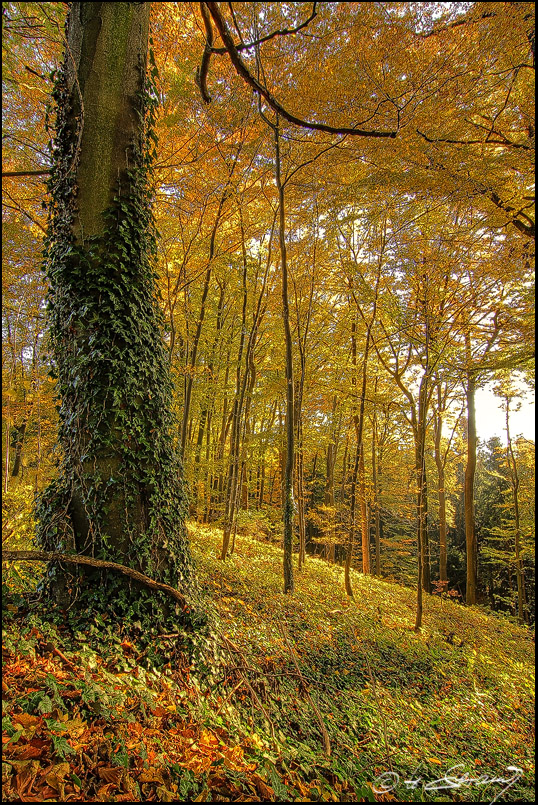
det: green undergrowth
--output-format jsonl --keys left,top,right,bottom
{"left": 187, "top": 523, "right": 535, "bottom": 802}
{"left": 2, "top": 521, "right": 535, "bottom": 801}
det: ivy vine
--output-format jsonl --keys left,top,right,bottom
{"left": 36, "top": 25, "right": 204, "bottom": 633}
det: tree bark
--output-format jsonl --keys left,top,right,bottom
{"left": 505, "top": 398, "right": 528, "bottom": 624}
{"left": 275, "top": 121, "right": 294, "bottom": 594}
{"left": 11, "top": 421, "right": 27, "bottom": 478}
{"left": 464, "top": 371, "right": 478, "bottom": 604}
{"left": 37, "top": 3, "right": 196, "bottom": 616}
{"left": 372, "top": 414, "right": 381, "bottom": 576}
{"left": 433, "top": 407, "right": 448, "bottom": 584}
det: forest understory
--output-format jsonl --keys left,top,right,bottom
{"left": 2, "top": 523, "right": 534, "bottom": 803}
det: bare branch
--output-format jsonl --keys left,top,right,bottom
{"left": 2, "top": 169, "right": 51, "bottom": 177}
{"left": 2, "top": 550, "right": 188, "bottom": 606}
{"left": 418, "top": 8, "right": 497, "bottom": 39}
{"left": 417, "top": 129, "right": 531, "bottom": 150}
{"left": 204, "top": 2, "right": 397, "bottom": 138}
{"left": 211, "top": 2, "right": 318, "bottom": 54}
{"left": 195, "top": 1, "right": 214, "bottom": 103}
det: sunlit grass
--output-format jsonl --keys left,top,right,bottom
{"left": 188, "top": 521, "right": 535, "bottom": 799}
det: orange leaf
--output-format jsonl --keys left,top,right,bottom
{"left": 13, "top": 714, "right": 41, "bottom": 729}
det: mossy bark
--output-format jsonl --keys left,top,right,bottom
{"left": 37, "top": 3, "right": 198, "bottom": 622}
{"left": 67, "top": 3, "right": 149, "bottom": 241}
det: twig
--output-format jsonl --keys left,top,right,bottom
{"left": 353, "top": 629, "right": 393, "bottom": 771}
{"left": 215, "top": 678, "right": 244, "bottom": 716}
{"left": 221, "top": 635, "right": 275, "bottom": 738}
{"left": 52, "top": 646, "right": 76, "bottom": 671}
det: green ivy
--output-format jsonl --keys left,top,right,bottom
{"left": 35, "top": 24, "right": 204, "bottom": 634}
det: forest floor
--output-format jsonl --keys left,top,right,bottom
{"left": 2, "top": 522, "right": 535, "bottom": 802}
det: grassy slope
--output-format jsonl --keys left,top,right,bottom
{"left": 188, "top": 523, "right": 535, "bottom": 801}
{"left": 2, "top": 521, "right": 534, "bottom": 802}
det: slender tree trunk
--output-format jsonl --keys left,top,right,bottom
{"left": 4, "top": 414, "right": 10, "bottom": 493}
{"left": 179, "top": 164, "right": 240, "bottom": 461}
{"left": 359, "top": 449, "right": 370, "bottom": 573}
{"left": 464, "top": 370, "right": 478, "bottom": 605}
{"left": 221, "top": 224, "right": 249, "bottom": 559}
{"left": 11, "top": 421, "right": 27, "bottom": 478}
{"left": 221, "top": 215, "right": 268, "bottom": 559}
{"left": 297, "top": 429, "right": 306, "bottom": 568}
{"left": 274, "top": 121, "right": 294, "bottom": 594}
{"left": 372, "top": 415, "right": 381, "bottom": 576}
{"left": 505, "top": 399, "right": 528, "bottom": 624}
{"left": 325, "top": 436, "right": 336, "bottom": 563}
{"left": 433, "top": 409, "right": 448, "bottom": 584}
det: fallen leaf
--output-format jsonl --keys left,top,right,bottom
{"left": 13, "top": 713, "right": 41, "bottom": 730}
{"left": 97, "top": 766, "right": 123, "bottom": 785}
{"left": 251, "top": 773, "right": 274, "bottom": 799}
{"left": 139, "top": 767, "right": 165, "bottom": 784}
{"left": 96, "top": 782, "right": 117, "bottom": 801}
{"left": 156, "top": 785, "right": 177, "bottom": 802}
{"left": 16, "top": 743, "right": 47, "bottom": 761}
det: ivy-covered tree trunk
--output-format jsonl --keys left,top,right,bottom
{"left": 37, "top": 2, "right": 197, "bottom": 621}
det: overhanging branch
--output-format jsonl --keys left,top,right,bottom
{"left": 2, "top": 170, "right": 51, "bottom": 177}
{"left": 195, "top": 1, "right": 214, "bottom": 103}
{"left": 202, "top": 2, "right": 397, "bottom": 138}
{"left": 210, "top": 2, "right": 318, "bottom": 54}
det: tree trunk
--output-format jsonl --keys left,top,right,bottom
{"left": 274, "top": 121, "right": 294, "bottom": 594}
{"left": 179, "top": 159, "right": 240, "bottom": 461}
{"left": 464, "top": 371, "right": 478, "bottom": 605}
{"left": 505, "top": 398, "right": 528, "bottom": 624}
{"left": 372, "top": 416, "right": 381, "bottom": 576}
{"left": 325, "top": 438, "right": 336, "bottom": 563}
{"left": 359, "top": 449, "right": 370, "bottom": 573}
{"left": 36, "top": 2, "right": 196, "bottom": 619}
{"left": 11, "top": 421, "right": 27, "bottom": 478}
{"left": 433, "top": 409, "right": 448, "bottom": 584}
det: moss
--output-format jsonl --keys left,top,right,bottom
{"left": 72, "top": 3, "right": 149, "bottom": 240}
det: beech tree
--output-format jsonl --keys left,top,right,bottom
{"left": 35, "top": 2, "right": 198, "bottom": 619}
{"left": 3, "top": 2, "right": 534, "bottom": 629}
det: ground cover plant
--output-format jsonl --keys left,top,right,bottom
{"left": 2, "top": 522, "right": 534, "bottom": 802}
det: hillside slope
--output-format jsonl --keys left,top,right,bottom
{"left": 188, "top": 524, "right": 535, "bottom": 801}
{"left": 2, "top": 522, "right": 534, "bottom": 802}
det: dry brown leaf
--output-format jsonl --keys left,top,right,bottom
{"left": 251, "top": 773, "right": 274, "bottom": 800}
{"left": 96, "top": 782, "right": 117, "bottom": 801}
{"left": 16, "top": 742, "right": 47, "bottom": 760}
{"left": 97, "top": 765, "right": 123, "bottom": 785}
{"left": 14, "top": 768, "right": 37, "bottom": 798}
{"left": 39, "top": 784, "right": 62, "bottom": 800}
